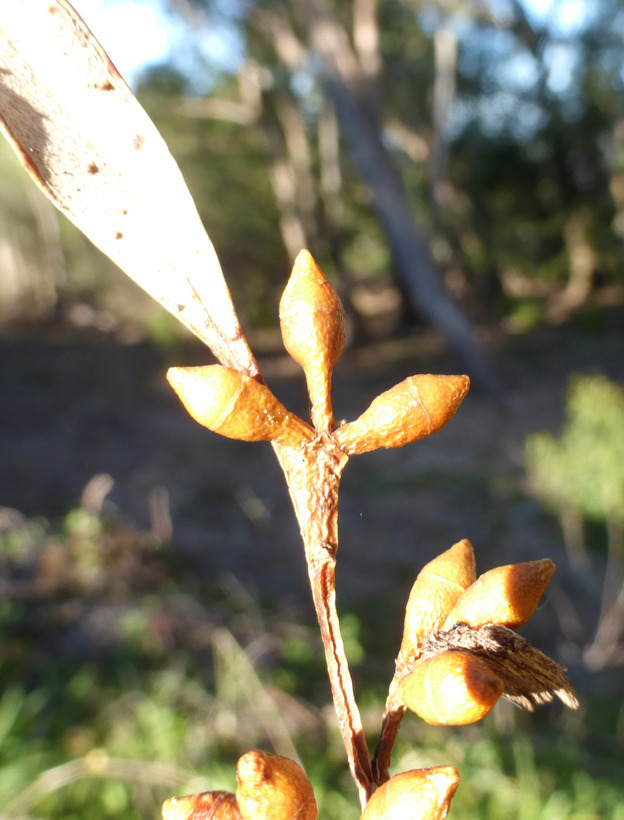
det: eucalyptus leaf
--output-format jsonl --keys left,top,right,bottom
{"left": 0, "top": 0, "right": 259, "bottom": 378}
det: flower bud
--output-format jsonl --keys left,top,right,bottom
{"left": 236, "top": 751, "right": 317, "bottom": 820}
{"left": 162, "top": 791, "right": 241, "bottom": 820}
{"left": 334, "top": 374, "right": 470, "bottom": 455}
{"left": 398, "top": 650, "right": 503, "bottom": 725}
{"left": 360, "top": 766, "right": 460, "bottom": 820}
{"left": 399, "top": 540, "right": 476, "bottom": 663}
{"left": 279, "top": 250, "right": 345, "bottom": 432}
{"left": 441, "top": 559, "right": 555, "bottom": 631}
{"left": 167, "top": 365, "right": 313, "bottom": 447}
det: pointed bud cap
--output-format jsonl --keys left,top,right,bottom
{"left": 399, "top": 540, "right": 477, "bottom": 663}
{"left": 162, "top": 791, "right": 241, "bottom": 820}
{"left": 398, "top": 650, "right": 503, "bottom": 726}
{"left": 236, "top": 751, "right": 317, "bottom": 820}
{"left": 334, "top": 374, "right": 470, "bottom": 455}
{"left": 167, "top": 365, "right": 313, "bottom": 447}
{"left": 360, "top": 766, "right": 460, "bottom": 820}
{"left": 279, "top": 250, "right": 345, "bottom": 431}
{"left": 442, "top": 559, "right": 556, "bottom": 631}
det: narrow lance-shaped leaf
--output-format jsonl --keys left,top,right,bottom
{"left": 0, "top": 0, "right": 259, "bottom": 379}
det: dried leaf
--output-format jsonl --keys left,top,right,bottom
{"left": 0, "top": 1, "right": 258, "bottom": 377}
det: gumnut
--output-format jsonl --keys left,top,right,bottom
{"left": 162, "top": 791, "right": 241, "bottom": 820}
{"left": 334, "top": 374, "right": 470, "bottom": 455}
{"left": 167, "top": 365, "right": 313, "bottom": 447}
{"left": 389, "top": 546, "right": 576, "bottom": 727}
{"left": 235, "top": 750, "right": 317, "bottom": 820}
{"left": 441, "top": 559, "right": 556, "bottom": 631}
{"left": 279, "top": 249, "right": 345, "bottom": 432}
{"left": 360, "top": 766, "right": 460, "bottom": 820}
{"left": 398, "top": 539, "right": 476, "bottom": 665}
{"left": 397, "top": 650, "right": 504, "bottom": 725}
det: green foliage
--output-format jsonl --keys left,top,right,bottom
{"left": 138, "top": 74, "right": 289, "bottom": 331}
{"left": 3, "top": 1, "right": 623, "bottom": 339}
{"left": 2, "top": 497, "right": 623, "bottom": 818}
{"left": 526, "top": 375, "right": 624, "bottom": 523}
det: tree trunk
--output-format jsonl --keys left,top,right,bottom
{"left": 305, "top": 4, "right": 499, "bottom": 395}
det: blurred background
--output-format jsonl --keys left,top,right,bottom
{"left": 1, "top": 0, "right": 624, "bottom": 817}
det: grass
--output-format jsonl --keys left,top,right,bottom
{"left": 1, "top": 489, "right": 624, "bottom": 819}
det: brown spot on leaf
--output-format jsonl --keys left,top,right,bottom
{"left": 121, "top": 209, "right": 128, "bottom": 216}
{"left": 133, "top": 134, "right": 145, "bottom": 151}
{"left": 93, "top": 80, "right": 115, "bottom": 92}
{"left": 178, "top": 304, "right": 186, "bottom": 312}
{"left": 87, "top": 162, "right": 99, "bottom": 175}
{"left": 115, "top": 231, "right": 123, "bottom": 240}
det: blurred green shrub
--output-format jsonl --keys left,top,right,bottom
{"left": 525, "top": 374, "right": 624, "bottom": 669}
{"left": 526, "top": 375, "right": 624, "bottom": 524}
{"left": 2, "top": 486, "right": 624, "bottom": 817}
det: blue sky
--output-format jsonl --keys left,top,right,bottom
{"left": 71, "top": 0, "right": 173, "bottom": 86}
{"left": 72, "top": 0, "right": 243, "bottom": 88}
{"left": 72, "top": 0, "right": 590, "bottom": 90}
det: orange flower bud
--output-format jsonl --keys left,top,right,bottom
{"left": 397, "top": 650, "right": 503, "bottom": 725}
{"left": 441, "top": 559, "right": 555, "bottom": 631}
{"left": 167, "top": 365, "right": 314, "bottom": 447}
{"left": 236, "top": 751, "right": 317, "bottom": 820}
{"left": 360, "top": 766, "right": 460, "bottom": 820}
{"left": 279, "top": 250, "right": 345, "bottom": 432}
{"left": 334, "top": 374, "right": 470, "bottom": 455}
{"left": 399, "top": 540, "right": 476, "bottom": 662}
{"left": 162, "top": 791, "right": 241, "bottom": 820}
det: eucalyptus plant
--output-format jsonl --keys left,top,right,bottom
{"left": 0, "top": 3, "right": 577, "bottom": 818}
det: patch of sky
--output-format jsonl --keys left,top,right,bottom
{"left": 481, "top": 0, "right": 515, "bottom": 26}
{"left": 450, "top": 93, "right": 547, "bottom": 143}
{"left": 488, "top": 50, "right": 541, "bottom": 94}
{"left": 417, "top": 5, "right": 443, "bottom": 37}
{"left": 290, "top": 70, "right": 315, "bottom": 99}
{"left": 457, "top": 27, "right": 520, "bottom": 85}
{"left": 522, "top": 0, "right": 596, "bottom": 36}
{"left": 542, "top": 40, "right": 581, "bottom": 96}
{"left": 72, "top": 0, "right": 245, "bottom": 92}
{"left": 74, "top": 0, "right": 604, "bottom": 135}
{"left": 175, "top": 22, "right": 246, "bottom": 93}
{"left": 71, "top": 0, "right": 174, "bottom": 87}
{"left": 419, "top": 0, "right": 590, "bottom": 40}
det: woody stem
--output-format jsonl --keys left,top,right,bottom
{"left": 372, "top": 703, "right": 406, "bottom": 785}
{"left": 307, "top": 549, "right": 373, "bottom": 806}
{"left": 272, "top": 437, "right": 374, "bottom": 808}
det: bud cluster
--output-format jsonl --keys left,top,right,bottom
{"left": 167, "top": 250, "right": 470, "bottom": 456}
{"left": 165, "top": 251, "right": 577, "bottom": 820}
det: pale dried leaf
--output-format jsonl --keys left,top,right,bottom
{"left": 0, "top": 1, "right": 259, "bottom": 378}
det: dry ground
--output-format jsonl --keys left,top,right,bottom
{"left": 1, "top": 314, "right": 623, "bottom": 693}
